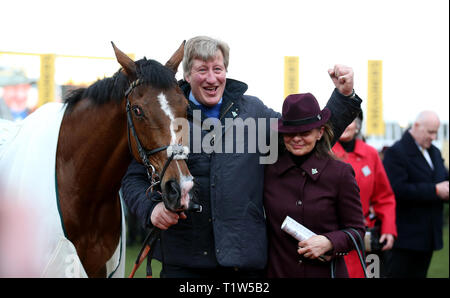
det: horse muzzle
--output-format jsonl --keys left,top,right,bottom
{"left": 162, "top": 177, "right": 199, "bottom": 213}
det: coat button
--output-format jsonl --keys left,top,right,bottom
{"left": 302, "top": 172, "right": 306, "bottom": 176}
{"left": 298, "top": 259, "right": 303, "bottom": 264}
{"left": 203, "top": 251, "right": 208, "bottom": 255}
{"left": 296, "top": 200, "right": 302, "bottom": 206}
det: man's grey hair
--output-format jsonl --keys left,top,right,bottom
{"left": 182, "top": 36, "right": 230, "bottom": 79}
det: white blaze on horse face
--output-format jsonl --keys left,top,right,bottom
{"left": 157, "top": 92, "right": 194, "bottom": 209}
{"left": 157, "top": 92, "right": 177, "bottom": 144}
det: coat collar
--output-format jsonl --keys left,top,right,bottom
{"left": 333, "top": 139, "right": 365, "bottom": 159}
{"left": 401, "top": 130, "right": 424, "bottom": 156}
{"left": 401, "top": 130, "right": 440, "bottom": 173}
{"left": 273, "top": 150, "right": 330, "bottom": 181}
{"left": 180, "top": 78, "right": 247, "bottom": 121}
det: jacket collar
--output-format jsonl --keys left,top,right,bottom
{"left": 353, "top": 139, "right": 367, "bottom": 157}
{"left": 401, "top": 130, "right": 439, "bottom": 173}
{"left": 273, "top": 150, "right": 330, "bottom": 181}
{"left": 180, "top": 78, "right": 248, "bottom": 121}
{"left": 402, "top": 130, "right": 423, "bottom": 156}
{"left": 333, "top": 139, "right": 365, "bottom": 159}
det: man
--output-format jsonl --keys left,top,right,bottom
{"left": 121, "top": 36, "right": 362, "bottom": 278}
{"left": 383, "top": 111, "right": 449, "bottom": 278}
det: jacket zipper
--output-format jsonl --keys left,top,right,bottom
{"left": 219, "top": 102, "right": 234, "bottom": 122}
{"left": 210, "top": 102, "right": 235, "bottom": 148}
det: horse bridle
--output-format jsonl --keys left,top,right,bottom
{"left": 124, "top": 78, "right": 189, "bottom": 197}
{"left": 125, "top": 77, "right": 202, "bottom": 278}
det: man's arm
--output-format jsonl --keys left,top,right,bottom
{"left": 258, "top": 64, "right": 361, "bottom": 145}
{"left": 121, "top": 159, "right": 186, "bottom": 230}
{"left": 383, "top": 146, "right": 441, "bottom": 202}
{"left": 326, "top": 89, "right": 362, "bottom": 146}
{"left": 121, "top": 159, "right": 161, "bottom": 229}
{"left": 326, "top": 65, "right": 362, "bottom": 145}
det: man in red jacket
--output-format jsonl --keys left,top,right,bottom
{"left": 332, "top": 112, "right": 397, "bottom": 278}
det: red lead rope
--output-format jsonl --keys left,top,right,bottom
{"left": 128, "top": 227, "right": 161, "bottom": 278}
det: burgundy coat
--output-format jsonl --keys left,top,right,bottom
{"left": 264, "top": 150, "right": 365, "bottom": 278}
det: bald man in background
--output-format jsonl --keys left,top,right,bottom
{"left": 383, "top": 111, "right": 449, "bottom": 278}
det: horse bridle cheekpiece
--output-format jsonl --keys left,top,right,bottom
{"left": 125, "top": 78, "right": 189, "bottom": 196}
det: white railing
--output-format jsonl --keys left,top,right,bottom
{"left": 364, "top": 122, "right": 449, "bottom": 151}
{"left": 364, "top": 122, "right": 449, "bottom": 168}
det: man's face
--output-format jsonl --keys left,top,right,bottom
{"left": 185, "top": 50, "right": 226, "bottom": 107}
{"left": 414, "top": 120, "right": 440, "bottom": 149}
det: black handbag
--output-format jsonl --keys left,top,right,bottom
{"left": 330, "top": 228, "right": 367, "bottom": 278}
{"left": 365, "top": 217, "right": 386, "bottom": 252}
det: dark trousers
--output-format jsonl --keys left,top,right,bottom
{"left": 160, "top": 263, "right": 265, "bottom": 278}
{"left": 384, "top": 248, "right": 433, "bottom": 278}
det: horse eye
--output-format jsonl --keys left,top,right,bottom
{"left": 132, "top": 106, "right": 143, "bottom": 117}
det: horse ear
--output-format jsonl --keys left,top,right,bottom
{"left": 165, "top": 40, "right": 185, "bottom": 74}
{"left": 111, "top": 42, "right": 137, "bottom": 79}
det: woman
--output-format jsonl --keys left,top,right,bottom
{"left": 332, "top": 112, "right": 397, "bottom": 278}
{"left": 264, "top": 93, "right": 365, "bottom": 278}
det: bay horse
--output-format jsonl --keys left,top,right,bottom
{"left": 0, "top": 42, "right": 194, "bottom": 277}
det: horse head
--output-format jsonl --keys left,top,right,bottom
{"left": 112, "top": 42, "right": 195, "bottom": 213}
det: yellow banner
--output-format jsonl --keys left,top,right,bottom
{"left": 284, "top": 56, "right": 299, "bottom": 99}
{"left": 367, "top": 60, "right": 384, "bottom": 136}
{"left": 38, "top": 54, "right": 55, "bottom": 106}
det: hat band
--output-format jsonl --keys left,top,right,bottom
{"left": 282, "top": 114, "right": 322, "bottom": 126}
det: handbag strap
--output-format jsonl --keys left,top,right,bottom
{"left": 347, "top": 228, "right": 366, "bottom": 260}
{"left": 343, "top": 229, "right": 367, "bottom": 278}
{"left": 331, "top": 228, "right": 368, "bottom": 278}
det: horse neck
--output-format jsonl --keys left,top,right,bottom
{"left": 57, "top": 99, "right": 131, "bottom": 202}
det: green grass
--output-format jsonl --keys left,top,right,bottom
{"left": 124, "top": 225, "right": 449, "bottom": 278}
{"left": 427, "top": 224, "right": 449, "bottom": 278}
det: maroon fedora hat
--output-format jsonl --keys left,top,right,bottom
{"left": 273, "top": 93, "right": 331, "bottom": 133}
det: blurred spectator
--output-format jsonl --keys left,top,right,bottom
{"left": 383, "top": 110, "right": 449, "bottom": 278}
{"left": 378, "top": 145, "right": 390, "bottom": 161}
{"left": 332, "top": 111, "right": 397, "bottom": 278}
{"left": 2, "top": 84, "right": 31, "bottom": 121}
{"left": 0, "top": 97, "right": 13, "bottom": 120}
{"left": 0, "top": 201, "right": 42, "bottom": 277}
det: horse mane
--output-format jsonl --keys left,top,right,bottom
{"left": 64, "top": 58, "right": 177, "bottom": 110}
